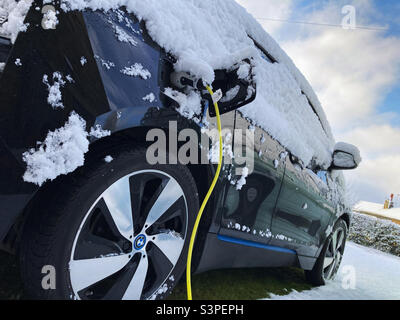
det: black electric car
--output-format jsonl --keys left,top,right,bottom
{"left": 0, "top": 4, "right": 360, "bottom": 300}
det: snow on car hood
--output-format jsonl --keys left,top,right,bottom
{"left": 2, "top": 0, "right": 336, "bottom": 168}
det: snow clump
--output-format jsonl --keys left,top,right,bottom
{"left": 164, "top": 87, "right": 202, "bottom": 120}
{"left": 80, "top": 56, "right": 87, "bottom": 66}
{"left": 89, "top": 124, "right": 111, "bottom": 139}
{"left": 22, "top": 112, "right": 90, "bottom": 186}
{"left": 42, "top": 7, "right": 59, "bottom": 29}
{"left": 142, "top": 93, "right": 156, "bottom": 103}
{"left": 0, "top": 0, "right": 32, "bottom": 43}
{"left": 120, "top": 63, "right": 151, "bottom": 80}
{"left": 43, "top": 72, "right": 66, "bottom": 109}
{"left": 236, "top": 167, "right": 249, "bottom": 190}
{"left": 104, "top": 155, "right": 113, "bottom": 163}
{"left": 113, "top": 25, "right": 137, "bottom": 46}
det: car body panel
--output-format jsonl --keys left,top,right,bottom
{"left": 271, "top": 157, "right": 335, "bottom": 257}
{"left": 83, "top": 9, "right": 163, "bottom": 114}
{"left": 0, "top": 8, "right": 109, "bottom": 240}
{"left": 195, "top": 233, "right": 298, "bottom": 274}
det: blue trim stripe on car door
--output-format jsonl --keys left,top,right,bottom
{"left": 217, "top": 235, "right": 296, "bottom": 254}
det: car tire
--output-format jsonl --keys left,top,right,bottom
{"left": 305, "top": 219, "right": 348, "bottom": 286}
{"left": 20, "top": 143, "right": 199, "bottom": 300}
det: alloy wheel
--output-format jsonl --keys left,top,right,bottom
{"left": 69, "top": 170, "right": 188, "bottom": 300}
{"left": 322, "top": 226, "right": 345, "bottom": 281}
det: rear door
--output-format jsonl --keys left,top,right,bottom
{"left": 271, "top": 155, "right": 334, "bottom": 256}
{"left": 218, "top": 111, "right": 286, "bottom": 244}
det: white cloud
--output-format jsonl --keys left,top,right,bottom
{"left": 338, "top": 125, "right": 400, "bottom": 158}
{"left": 338, "top": 125, "right": 400, "bottom": 203}
{"left": 346, "top": 155, "right": 400, "bottom": 203}
{"left": 281, "top": 15, "right": 400, "bottom": 129}
{"left": 238, "top": 0, "right": 400, "bottom": 203}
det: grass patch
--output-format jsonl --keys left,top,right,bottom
{"left": 169, "top": 267, "right": 312, "bottom": 300}
{"left": 0, "top": 251, "right": 311, "bottom": 300}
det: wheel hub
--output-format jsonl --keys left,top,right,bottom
{"left": 134, "top": 234, "right": 147, "bottom": 251}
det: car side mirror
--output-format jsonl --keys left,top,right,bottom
{"left": 330, "top": 142, "right": 361, "bottom": 170}
{"left": 207, "top": 60, "right": 256, "bottom": 117}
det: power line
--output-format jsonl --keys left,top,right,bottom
{"left": 255, "top": 17, "right": 388, "bottom": 31}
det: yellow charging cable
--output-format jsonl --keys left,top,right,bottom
{"left": 186, "top": 85, "right": 223, "bottom": 300}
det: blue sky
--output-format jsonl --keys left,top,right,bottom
{"left": 381, "top": 88, "right": 400, "bottom": 127}
{"left": 238, "top": 0, "right": 400, "bottom": 203}
{"left": 366, "top": 0, "right": 400, "bottom": 127}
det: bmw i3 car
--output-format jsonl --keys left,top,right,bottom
{"left": 0, "top": 1, "right": 361, "bottom": 300}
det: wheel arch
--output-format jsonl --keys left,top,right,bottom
{"left": 340, "top": 212, "right": 351, "bottom": 230}
{"left": 303, "top": 212, "right": 351, "bottom": 272}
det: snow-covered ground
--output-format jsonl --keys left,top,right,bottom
{"left": 266, "top": 242, "right": 400, "bottom": 300}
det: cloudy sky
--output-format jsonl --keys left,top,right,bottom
{"left": 237, "top": 0, "right": 400, "bottom": 204}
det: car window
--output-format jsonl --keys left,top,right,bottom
{"left": 257, "top": 47, "right": 274, "bottom": 64}
{"left": 83, "top": 9, "right": 162, "bottom": 110}
{"left": 317, "top": 170, "right": 328, "bottom": 185}
{"left": 223, "top": 185, "right": 240, "bottom": 218}
{"left": 250, "top": 37, "right": 277, "bottom": 63}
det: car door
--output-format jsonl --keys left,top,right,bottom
{"left": 271, "top": 154, "right": 335, "bottom": 256}
{"left": 217, "top": 111, "right": 286, "bottom": 244}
